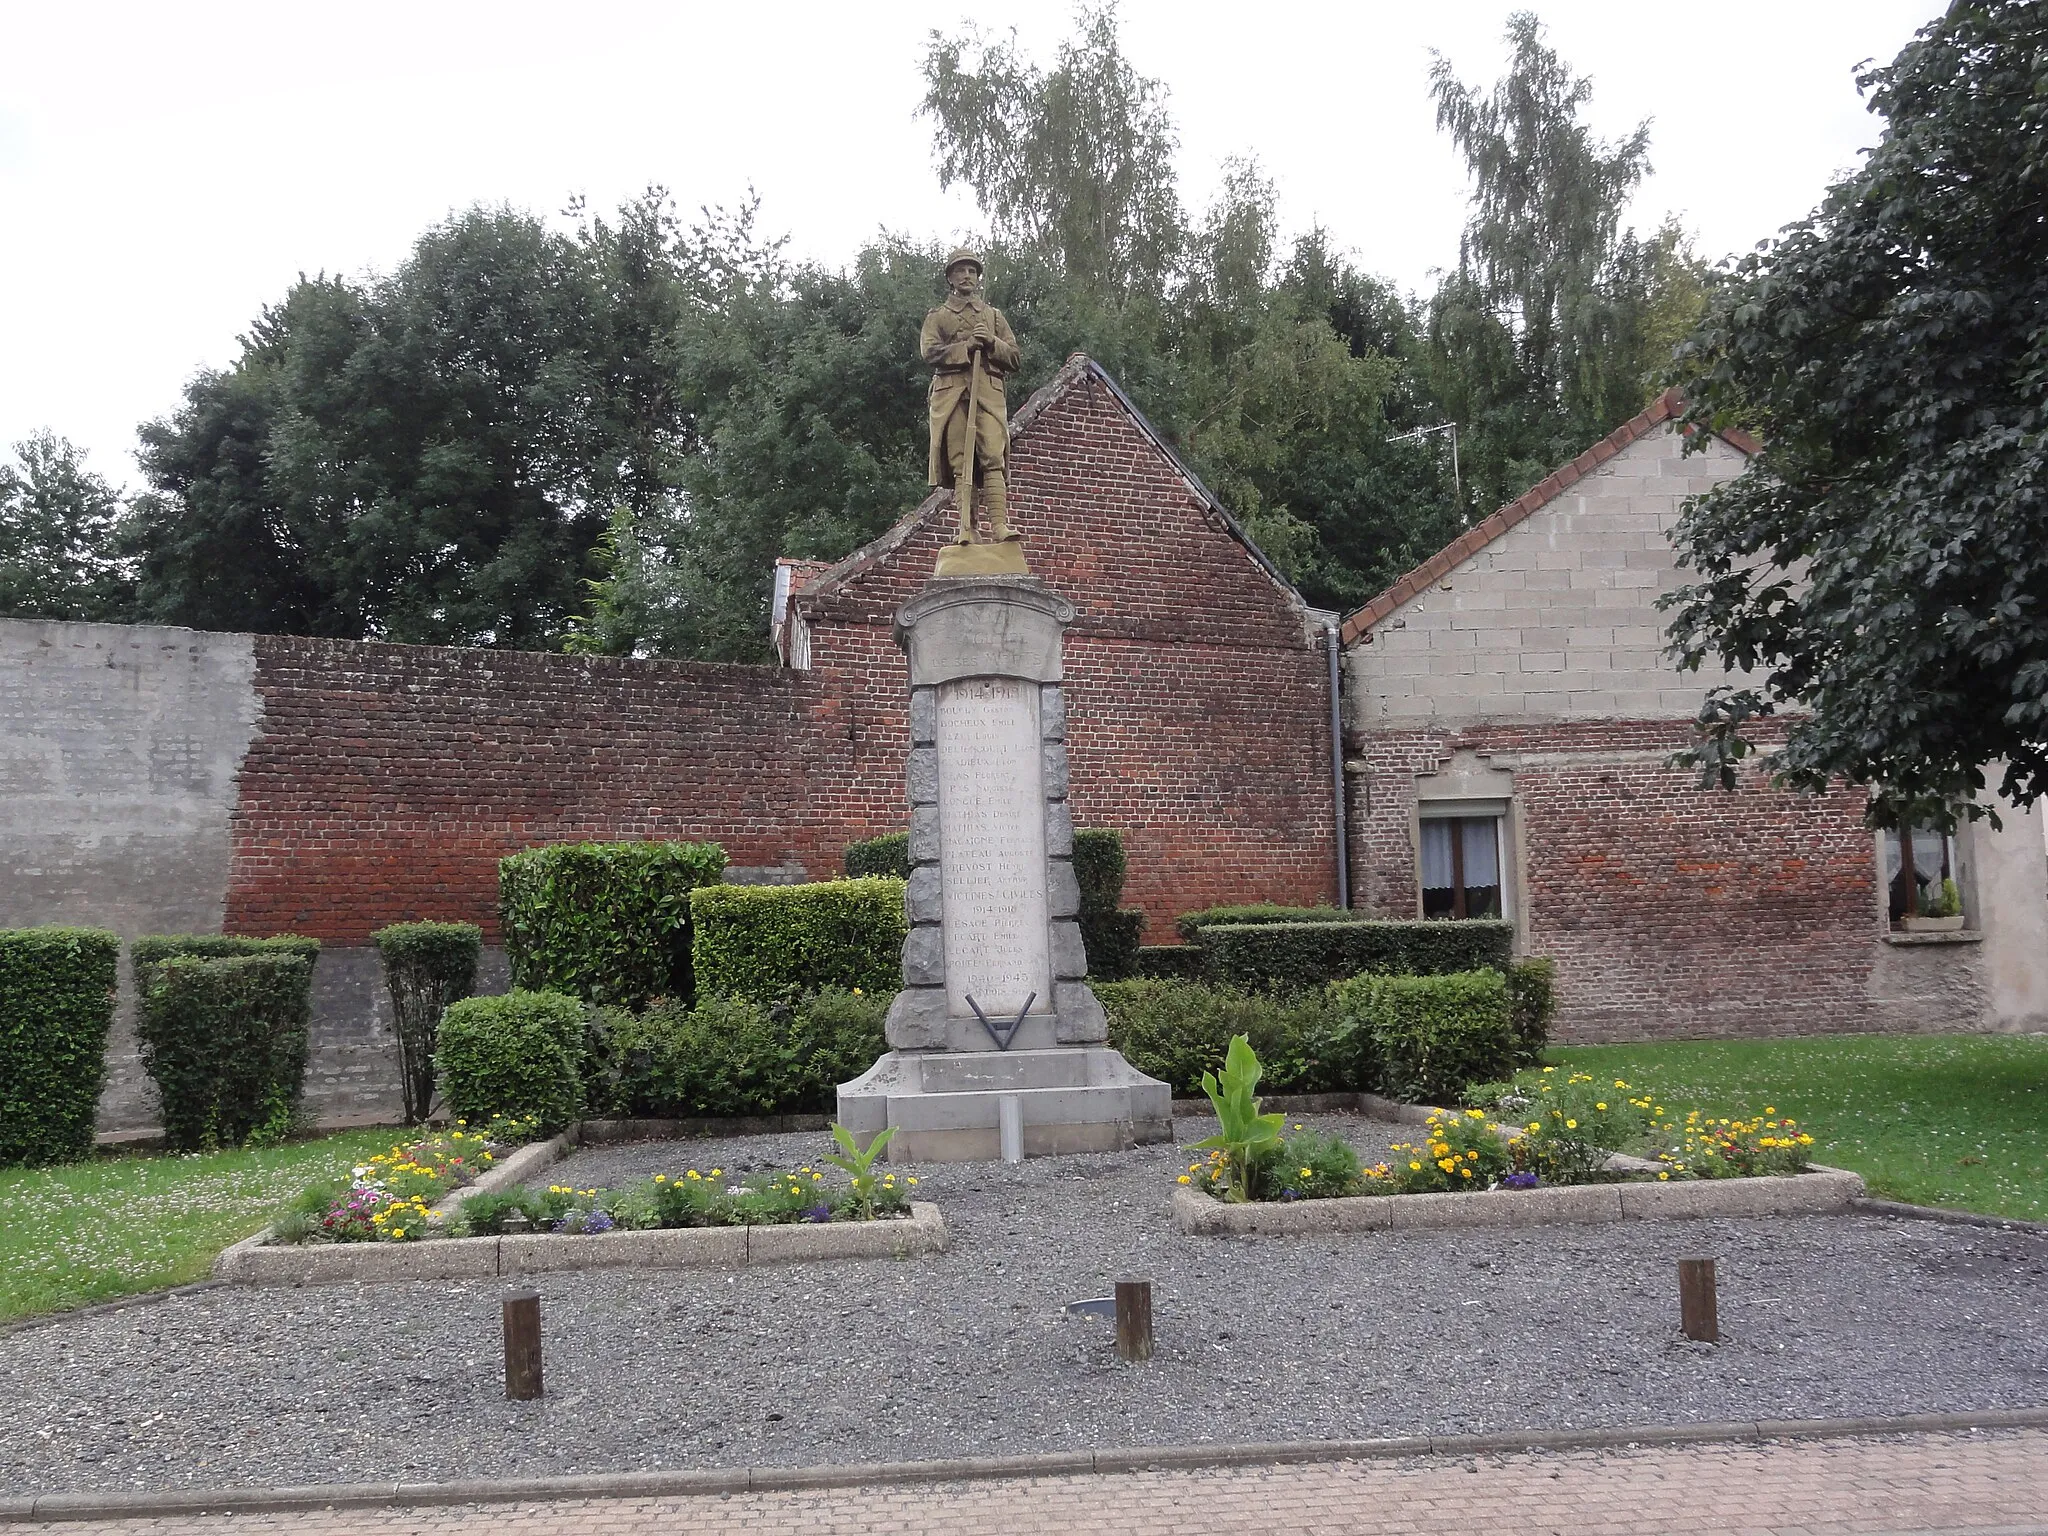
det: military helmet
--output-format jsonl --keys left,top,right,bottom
{"left": 943, "top": 247, "right": 985, "bottom": 276}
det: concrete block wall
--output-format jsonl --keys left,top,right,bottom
{"left": 1347, "top": 427, "right": 1750, "bottom": 728}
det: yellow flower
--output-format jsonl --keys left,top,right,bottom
{"left": 1565, "top": 1119, "right": 1578, "bottom": 1129}
{"left": 1409, "top": 1161, "right": 1423, "bottom": 1171}
{"left": 710, "top": 1169, "right": 722, "bottom": 1178}
{"left": 1657, "top": 1172, "right": 1670, "bottom": 1181}
{"left": 1765, "top": 1106, "right": 1776, "bottom": 1114}
{"left": 907, "top": 1177, "right": 919, "bottom": 1185}
{"left": 1595, "top": 1103, "right": 1607, "bottom": 1111}
{"left": 686, "top": 1170, "right": 702, "bottom": 1181}
{"left": 1460, "top": 1168, "right": 1472, "bottom": 1179}
{"left": 1178, "top": 1175, "right": 1191, "bottom": 1184}
{"left": 1299, "top": 1168, "right": 1313, "bottom": 1179}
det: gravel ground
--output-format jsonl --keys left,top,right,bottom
{"left": 3, "top": 1112, "right": 2046, "bottom": 1496}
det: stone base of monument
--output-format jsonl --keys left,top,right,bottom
{"left": 836, "top": 1046, "right": 1172, "bottom": 1163}
{"left": 834, "top": 571, "right": 1172, "bottom": 1164}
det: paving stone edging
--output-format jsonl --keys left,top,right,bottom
{"left": 4, "top": 1406, "right": 2044, "bottom": 1522}
{"left": 1170, "top": 1166, "right": 1867, "bottom": 1235}
{"left": 213, "top": 1201, "right": 946, "bottom": 1285}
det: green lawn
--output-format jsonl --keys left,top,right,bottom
{"left": 1551, "top": 1034, "right": 2048, "bottom": 1222}
{"left": 0, "top": 1128, "right": 400, "bottom": 1324}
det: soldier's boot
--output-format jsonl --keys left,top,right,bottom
{"left": 953, "top": 485, "right": 975, "bottom": 544}
{"left": 986, "top": 473, "right": 1019, "bottom": 541}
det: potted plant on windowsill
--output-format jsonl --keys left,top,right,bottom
{"left": 1900, "top": 877, "right": 1965, "bottom": 933}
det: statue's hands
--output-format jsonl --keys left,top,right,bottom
{"left": 971, "top": 316, "right": 993, "bottom": 344}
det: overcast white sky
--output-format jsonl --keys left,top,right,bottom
{"left": 1, "top": 0, "right": 1943, "bottom": 489}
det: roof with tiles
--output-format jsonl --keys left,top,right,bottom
{"left": 1336, "top": 389, "right": 1758, "bottom": 646}
{"left": 782, "top": 352, "right": 1307, "bottom": 616}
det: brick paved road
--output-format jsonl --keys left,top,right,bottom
{"left": 21, "top": 1429, "right": 2048, "bottom": 1536}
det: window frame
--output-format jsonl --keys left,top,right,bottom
{"left": 1416, "top": 799, "right": 1511, "bottom": 923}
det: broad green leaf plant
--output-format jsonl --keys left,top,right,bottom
{"left": 1193, "top": 1034, "right": 1285, "bottom": 1203}
{"left": 825, "top": 1122, "right": 897, "bottom": 1219}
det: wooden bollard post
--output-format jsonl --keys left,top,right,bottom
{"left": 504, "top": 1288, "right": 543, "bottom": 1399}
{"left": 1115, "top": 1278, "right": 1153, "bottom": 1363}
{"left": 1678, "top": 1257, "right": 1718, "bottom": 1343}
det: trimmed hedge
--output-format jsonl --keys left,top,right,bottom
{"left": 843, "top": 833, "right": 909, "bottom": 880}
{"left": 1175, "top": 904, "right": 1364, "bottom": 943}
{"left": 1330, "top": 969, "right": 1516, "bottom": 1104}
{"left": 372, "top": 922, "right": 482, "bottom": 1124}
{"left": 1134, "top": 944, "right": 1206, "bottom": 979}
{"left": 691, "top": 878, "right": 906, "bottom": 1002}
{"left": 1079, "top": 910, "right": 1145, "bottom": 981}
{"left": 437, "top": 990, "right": 585, "bottom": 1131}
{"left": 1072, "top": 830, "right": 1126, "bottom": 914}
{"left": 1507, "top": 957, "right": 1556, "bottom": 1065}
{"left": 1073, "top": 828, "right": 1145, "bottom": 981}
{"left": 132, "top": 932, "right": 321, "bottom": 981}
{"left": 586, "top": 986, "right": 888, "bottom": 1119}
{"left": 0, "top": 927, "right": 120, "bottom": 1167}
{"left": 499, "top": 841, "right": 727, "bottom": 1009}
{"left": 1200, "top": 919, "right": 1515, "bottom": 992}
{"left": 1093, "top": 979, "right": 1360, "bottom": 1098}
{"left": 138, "top": 952, "right": 315, "bottom": 1150}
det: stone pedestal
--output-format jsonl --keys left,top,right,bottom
{"left": 836, "top": 576, "right": 1172, "bottom": 1162}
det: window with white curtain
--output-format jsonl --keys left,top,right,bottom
{"left": 1420, "top": 814, "right": 1504, "bottom": 920}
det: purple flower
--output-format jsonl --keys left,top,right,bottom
{"left": 805, "top": 1203, "right": 833, "bottom": 1223}
{"left": 582, "top": 1210, "right": 615, "bottom": 1234}
{"left": 1501, "top": 1171, "right": 1539, "bottom": 1189}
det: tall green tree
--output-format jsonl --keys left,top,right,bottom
{"left": 920, "top": 3, "right": 1185, "bottom": 301}
{"left": 1663, "top": 0, "right": 2048, "bottom": 828}
{"left": 132, "top": 200, "right": 691, "bottom": 647}
{"left": 1425, "top": 12, "right": 1703, "bottom": 515}
{"left": 0, "top": 432, "right": 135, "bottom": 622}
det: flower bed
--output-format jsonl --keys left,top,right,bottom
{"left": 272, "top": 1120, "right": 914, "bottom": 1246}
{"left": 270, "top": 1118, "right": 536, "bottom": 1245}
{"left": 1179, "top": 1040, "right": 1825, "bottom": 1208}
{"left": 454, "top": 1158, "right": 918, "bottom": 1236}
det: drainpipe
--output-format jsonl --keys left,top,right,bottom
{"left": 1326, "top": 619, "right": 1350, "bottom": 908}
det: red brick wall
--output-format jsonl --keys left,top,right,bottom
{"left": 1345, "top": 718, "right": 1983, "bottom": 1040}
{"left": 225, "top": 365, "right": 1339, "bottom": 946}
{"left": 227, "top": 640, "right": 894, "bottom": 943}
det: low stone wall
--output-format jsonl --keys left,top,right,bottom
{"left": 214, "top": 1203, "right": 948, "bottom": 1285}
{"left": 1170, "top": 1166, "right": 1865, "bottom": 1236}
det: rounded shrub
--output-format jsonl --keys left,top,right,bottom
{"left": 436, "top": 990, "right": 585, "bottom": 1132}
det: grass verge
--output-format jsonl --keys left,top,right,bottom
{"left": 1551, "top": 1034, "right": 2048, "bottom": 1222}
{"left": 0, "top": 1129, "right": 400, "bottom": 1324}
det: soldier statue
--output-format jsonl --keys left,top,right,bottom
{"left": 921, "top": 249, "right": 1022, "bottom": 547}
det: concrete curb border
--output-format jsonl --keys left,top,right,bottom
{"left": 1170, "top": 1167, "right": 1867, "bottom": 1236}
{"left": 214, "top": 1202, "right": 947, "bottom": 1285}
{"left": 5, "top": 1407, "right": 2046, "bottom": 1522}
